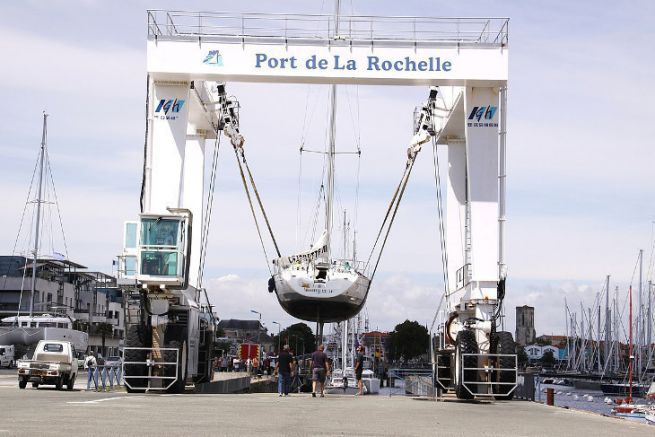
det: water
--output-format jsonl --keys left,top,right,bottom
{"left": 535, "top": 385, "right": 653, "bottom": 425}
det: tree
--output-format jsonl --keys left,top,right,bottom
{"left": 516, "top": 343, "right": 528, "bottom": 367}
{"left": 387, "top": 320, "right": 429, "bottom": 362}
{"left": 94, "top": 322, "right": 114, "bottom": 357}
{"left": 273, "top": 322, "right": 315, "bottom": 355}
{"left": 541, "top": 350, "right": 555, "bottom": 367}
{"left": 535, "top": 336, "right": 551, "bottom": 346}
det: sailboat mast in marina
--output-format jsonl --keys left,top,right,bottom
{"left": 271, "top": 0, "right": 371, "bottom": 336}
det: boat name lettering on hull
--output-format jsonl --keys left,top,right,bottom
{"left": 305, "top": 288, "right": 335, "bottom": 295}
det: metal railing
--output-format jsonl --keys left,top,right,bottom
{"left": 147, "top": 10, "right": 508, "bottom": 47}
{"left": 460, "top": 353, "right": 517, "bottom": 398}
{"left": 387, "top": 367, "right": 432, "bottom": 396}
{"left": 122, "top": 347, "right": 179, "bottom": 392}
{"left": 86, "top": 364, "right": 123, "bottom": 392}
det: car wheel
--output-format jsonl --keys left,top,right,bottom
{"left": 67, "top": 375, "right": 75, "bottom": 391}
{"left": 19, "top": 379, "right": 27, "bottom": 389}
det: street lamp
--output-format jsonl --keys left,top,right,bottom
{"left": 272, "top": 321, "right": 281, "bottom": 353}
{"left": 250, "top": 309, "right": 262, "bottom": 364}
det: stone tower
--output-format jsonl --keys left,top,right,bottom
{"left": 515, "top": 305, "right": 536, "bottom": 346}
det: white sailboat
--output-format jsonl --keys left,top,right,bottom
{"left": 0, "top": 113, "right": 88, "bottom": 352}
{"left": 271, "top": 3, "right": 370, "bottom": 328}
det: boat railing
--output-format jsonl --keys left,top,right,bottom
{"left": 147, "top": 10, "right": 508, "bottom": 47}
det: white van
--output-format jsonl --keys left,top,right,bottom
{"left": 0, "top": 345, "right": 15, "bottom": 368}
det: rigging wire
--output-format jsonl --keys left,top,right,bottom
{"left": 45, "top": 150, "right": 69, "bottom": 259}
{"left": 432, "top": 137, "right": 449, "bottom": 297}
{"left": 11, "top": 155, "right": 40, "bottom": 256}
{"left": 197, "top": 131, "right": 223, "bottom": 288}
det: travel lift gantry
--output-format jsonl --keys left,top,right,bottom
{"left": 411, "top": 87, "right": 517, "bottom": 400}
{"left": 117, "top": 11, "right": 513, "bottom": 397}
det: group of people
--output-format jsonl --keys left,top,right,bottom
{"left": 276, "top": 343, "right": 366, "bottom": 397}
{"left": 212, "top": 355, "right": 274, "bottom": 375}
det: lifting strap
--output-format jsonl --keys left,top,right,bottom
{"left": 364, "top": 150, "right": 420, "bottom": 284}
{"left": 232, "top": 144, "right": 282, "bottom": 272}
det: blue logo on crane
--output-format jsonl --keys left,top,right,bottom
{"left": 203, "top": 50, "right": 224, "bottom": 66}
{"left": 155, "top": 99, "right": 185, "bottom": 120}
{"left": 467, "top": 105, "right": 498, "bottom": 128}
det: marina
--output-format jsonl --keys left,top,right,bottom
{"left": 0, "top": 1, "right": 654, "bottom": 436}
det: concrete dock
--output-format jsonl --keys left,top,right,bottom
{"left": 0, "top": 371, "right": 652, "bottom": 436}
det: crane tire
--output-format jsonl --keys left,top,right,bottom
{"left": 492, "top": 331, "right": 516, "bottom": 400}
{"left": 454, "top": 330, "right": 478, "bottom": 400}
{"left": 124, "top": 324, "right": 150, "bottom": 393}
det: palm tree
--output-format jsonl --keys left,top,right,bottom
{"left": 94, "top": 322, "right": 114, "bottom": 357}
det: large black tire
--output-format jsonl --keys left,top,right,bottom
{"left": 55, "top": 377, "right": 63, "bottom": 390}
{"left": 164, "top": 340, "right": 187, "bottom": 394}
{"left": 124, "top": 324, "right": 151, "bottom": 393}
{"left": 32, "top": 382, "right": 39, "bottom": 389}
{"left": 492, "top": 331, "right": 516, "bottom": 400}
{"left": 454, "top": 330, "right": 478, "bottom": 400}
{"left": 67, "top": 374, "right": 75, "bottom": 391}
{"left": 19, "top": 379, "right": 27, "bottom": 389}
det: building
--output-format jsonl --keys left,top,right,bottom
{"left": 515, "top": 305, "right": 536, "bottom": 346}
{"left": 361, "top": 331, "right": 390, "bottom": 374}
{"left": 217, "top": 319, "right": 273, "bottom": 355}
{"left": 0, "top": 256, "right": 124, "bottom": 356}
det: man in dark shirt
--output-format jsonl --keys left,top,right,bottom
{"left": 354, "top": 345, "right": 364, "bottom": 395}
{"left": 276, "top": 345, "right": 294, "bottom": 396}
{"left": 310, "top": 344, "right": 330, "bottom": 397}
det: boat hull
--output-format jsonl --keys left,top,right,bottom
{"left": 274, "top": 272, "right": 370, "bottom": 323}
{"left": 0, "top": 327, "right": 88, "bottom": 351}
{"left": 601, "top": 383, "right": 646, "bottom": 397}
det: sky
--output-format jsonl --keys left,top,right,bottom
{"left": 0, "top": 0, "right": 654, "bottom": 341}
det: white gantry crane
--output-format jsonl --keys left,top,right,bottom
{"left": 116, "top": 10, "right": 513, "bottom": 398}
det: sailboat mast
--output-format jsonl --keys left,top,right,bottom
{"left": 638, "top": 249, "right": 643, "bottom": 379}
{"left": 29, "top": 113, "right": 48, "bottom": 317}
{"left": 628, "top": 285, "right": 633, "bottom": 402}
{"left": 603, "top": 275, "right": 612, "bottom": 373}
{"left": 325, "top": 0, "right": 341, "bottom": 260}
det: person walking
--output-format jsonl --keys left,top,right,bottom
{"left": 253, "top": 356, "right": 260, "bottom": 377}
{"left": 84, "top": 351, "right": 98, "bottom": 391}
{"left": 354, "top": 345, "right": 365, "bottom": 396}
{"left": 310, "top": 344, "right": 330, "bottom": 398}
{"left": 276, "top": 345, "right": 293, "bottom": 396}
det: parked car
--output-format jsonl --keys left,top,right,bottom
{"left": 105, "top": 356, "right": 122, "bottom": 366}
{"left": 17, "top": 340, "right": 78, "bottom": 390}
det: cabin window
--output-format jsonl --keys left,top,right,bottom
{"left": 40, "top": 322, "right": 56, "bottom": 327}
{"left": 57, "top": 323, "right": 66, "bottom": 328}
{"left": 141, "top": 218, "right": 179, "bottom": 247}
{"left": 140, "top": 251, "right": 179, "bottom": 277}
{"left": 124, "top": 256, "right": 137, "bottom": 276}
{"left": 43, "top": 343, "right": 64, "bottom": 352}
{"left": 30, "top": 322, "right": 37, "bottom": 327}
{"left": 125, "top": 222, "right": 138, "bottom": 249}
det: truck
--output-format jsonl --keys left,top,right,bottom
{"left": 0, "top": 345, "right": 15, "bottom": 368}
{"left": 17, "top": 340, "right": 78, "bottom": 390}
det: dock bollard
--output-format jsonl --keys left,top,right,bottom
{"left": 546, "top": 388, "right": 554, "bottom": 406}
